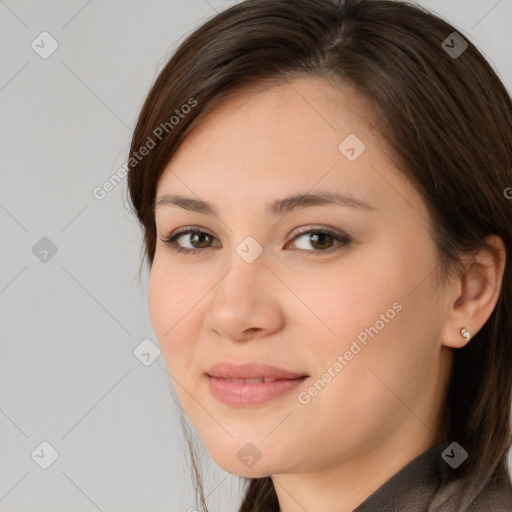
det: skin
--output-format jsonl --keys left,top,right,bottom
{"left": 148, "top": 76, "right": 506, "bottom": 512}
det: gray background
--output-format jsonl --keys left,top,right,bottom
{"left": 0, "top": 0, "right": 511, "bottom": 510}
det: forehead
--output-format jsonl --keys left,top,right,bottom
{"left": 169, "top": 77, "right": 378, "bottom": 159}
{"left": 155, "top": 77, "right": 425, "bottom": 223}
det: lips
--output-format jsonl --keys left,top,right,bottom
{"left": 205, "top": 361, "right": 309, "bottom": 406}
{"left": 220, "top": 377, "right": 281, "bottom": 383}
{"left": 206, "top": 361, "right": 308, "bottom": 381}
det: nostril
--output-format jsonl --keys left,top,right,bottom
{"left": 234, "top": 328, "right": 260, "bottom": 341}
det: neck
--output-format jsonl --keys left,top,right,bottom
{"left": 272, "top": 426, "right": 445, "bottom": 512}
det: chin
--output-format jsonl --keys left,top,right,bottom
{"left": 213, "top": 455, "right": 275, "bottom": 479}
{"left": 202, "top": 439, "right": 277, "bottom": 478}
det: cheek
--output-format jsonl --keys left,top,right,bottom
{"left": 286, "top": 257, "right": 396, "bottom": 357}
{"left": 147, "top": 263, "right": 170, "bottom": 339}
{"left": 292, "top": 276, "right": 438, "bottom": 458}
{"left": 148, "top": 261, "right": 199, "bottom": 371}
{"left": 302, "top": 244, "right": 437, "bottom": 391}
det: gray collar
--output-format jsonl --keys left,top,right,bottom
{"left": 354, "top": 440, "right": 512, "bottom": 511}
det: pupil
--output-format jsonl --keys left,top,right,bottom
{"left": 193, "top": 233, "right": 210, "bottom": 248}
{"left": 312, "top": 233, "right": 332, "bottom": 249}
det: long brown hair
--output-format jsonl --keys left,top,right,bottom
{"left": 126, "top": 1, "right": 512, "bottom": 510}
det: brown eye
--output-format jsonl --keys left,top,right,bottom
{"left": 188, "top": 231, "right": 213, "bottom": 248}
{"left": 160, "top": 228, "right": 220, "bottom": 255}
{"left": 161, "top": 226, "right": 350, "bottom": 256}
{"left": 309, "top": 232, "right": 335, "bottom": 250}
{"left": 289, "top": 228, "right": 351, "bottom": 255}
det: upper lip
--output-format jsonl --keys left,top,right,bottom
{"left": 206, "top": 362, "right": 308, "bottom": 380}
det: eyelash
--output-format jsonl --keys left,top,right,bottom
{"left": 159, "top": 226, "right": 351, "bottom": 257}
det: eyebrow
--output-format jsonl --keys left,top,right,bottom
{"left": 155, "top": 190, "right": 375, "bottom": 217}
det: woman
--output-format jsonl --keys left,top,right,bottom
{"left": 127, "top": 0, "right": 512, "bottom": 510}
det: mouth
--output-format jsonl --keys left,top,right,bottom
{"left": 205, "top": 362, "right": 309, "bottom": 407}
{"left": 212, "top": 377, "right": 299, "bottom": 383}
{"left": 207, "top": 366, "right": 308, "bottom": 408}
{"left": 206, "top": 361, "right": 308, "bottom": 381}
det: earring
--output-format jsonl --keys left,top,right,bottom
{"left": 461, "top": 327, "right": 470, "bottom": 340}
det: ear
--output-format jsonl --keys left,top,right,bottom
{"left": 441, "top": 234, "right": 507, "bottom": 349}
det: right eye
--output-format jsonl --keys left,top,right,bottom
{"left": 160, "top": 227, "right": 220, "bottom": 255}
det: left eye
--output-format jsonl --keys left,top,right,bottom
{"left": 160, "top": 227, "right": 351, "bottom": 256}
{"left": 288, "top": 229, "right": 350, "bottom": 253}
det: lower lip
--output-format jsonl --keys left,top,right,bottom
{"left": 207, "top": 375, "right": 308, "bottom": 407}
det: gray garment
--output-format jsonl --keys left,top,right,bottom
{"left": 354, "top": 440, "right": 512, "bottom": 511}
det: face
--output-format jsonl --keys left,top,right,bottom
{"left": 149, "top": 77, "right": 452, "bottom": 478}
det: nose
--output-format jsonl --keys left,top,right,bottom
{"left": 203, "top": 253, "right": 285, "bottom": 342}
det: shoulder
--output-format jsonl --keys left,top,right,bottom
{"left": 465, "top": 474, "right": 512, "bottom": 512}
